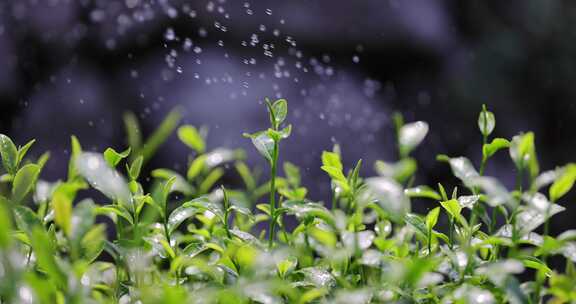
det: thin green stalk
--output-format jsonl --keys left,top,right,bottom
{"left": 268, "top": 141, "right": 279, "bottom": 249}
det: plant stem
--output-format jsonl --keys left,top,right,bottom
{"left": 268, "top": 140, "right": 279, "bottom": 249}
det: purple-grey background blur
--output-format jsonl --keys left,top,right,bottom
{"left": 1, "top": 1, "right": 575, "bottom": 232}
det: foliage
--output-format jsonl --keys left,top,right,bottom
{"left": 0, "top": 100, "right": 575, "bottom": 303}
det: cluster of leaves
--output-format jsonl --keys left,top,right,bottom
{"left": 1, "top": 100, "right": 576, "bottom": 304}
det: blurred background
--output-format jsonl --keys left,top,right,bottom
{"left": 1, "top": 0, "right": 576, "bottom": 233}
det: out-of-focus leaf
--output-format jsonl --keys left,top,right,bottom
{"left": 405, "top": 186, "right": 441, "bottom": 200}
{"left": 399, "top": 121, "right": 429, "bottom": 155}
{"left": 425, "top": 207, "right": 440, "bottom": 231}
{"left": 52, "top": 181, "right": 86, "bottom": 236}
{"left": 478, "top": 107, "right": 496, "bottom": 136}
{"left": 104, "top": 147, "right": 131, "bottom": 168}
{"left": 141, "top": 108, "right": 181, "bottom": 162}
{"left": 0, "top": 201, "right": 12, "bottom": 248}
{"left": 76, "top": 152, "right": 132, "bottom": 206}
{"left": 509, "top": 132, "right": 539, "bottom": 180}
{"left": 549, "top": 163, "right": 576, "bottom": 203}
{"left": 483, "top": 138, "right": 510, "bottom": 159}
{"left": 178, "top": 125, "right": 206, "bottom": 153}
{"left": 152, "top": 168, "right": 194, "bottom": 196}
{"left": 364, "top": 177, "right": 410, "bottom": 221}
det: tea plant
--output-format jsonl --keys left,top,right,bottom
{"left": 0, "top": 100, "right": 575, "bottom": 303}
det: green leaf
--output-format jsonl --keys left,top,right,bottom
{"left": 478, "top": 106, "right": 496, "bottom": 136}
{"left": 235, "top": 161, "right": 256, "bottom": 190}
{"left": 184, "top": 197, "right": 224, "bottom": 223}
{"left": 94, "top": 205, "right": 134, "bottom": 225}
{"left": 167, "top": 204, "right": 198, "bottom": 233}
{"left": 272, "top": 98, "right": 288, "bottom": 126}
{"left": 399, "top": 121, "right": 429, "bottom": 156}
{"left": 17, "top": 139, "right": 36, "bottom": 168}
{"left": 67, "top": 135, "right": 83, "bottom": 181}
{"left": 440, "top": 199, "right": 462, "bottom": 219}
{"left": 483, "top": 138, "right": 510, "bottom": 159}
{"left": 550, "top": 164, "right": 576, "bottom": 203}
{"left": 277, "top": 256, "right": 298, "bottom": 278}
{"left": 0, "top": 201, "right": 12, "bottom": 248}
{"left": 141, "top": 108, "right": 181, "bottom": 162}
{"left": 30, "top": 226, "right": 66, "bottom": 287}
{"left": 178, "top": 125, "right": 206, "bottom": 153}
{"left": 13, "top": 205, "right": 42, "bottom": 233}
{"left": 81, "top": 224, "right": 106, "bottom": 262}
{"left": 245, "top": 131, "right": 275, "bottom": 163}
{"left": 405, "top": 213, "right": 428, "bottom": 237}
{"left": 152, "top": 169, "right": 194, "bottom": 196}
{"left": 123, "top": 111, "right": 143, "bottom": 154}
{"left": 425, "top": 207, "right": 440, "bottom": 231}
{"left": 104, "top": 147, "right": 131, "bottom": 168}
{"left": 321, "top": 151, "right": 343, "bottom": 171}
{"left": 52, "top": 181, "right": 86, "bottom": 236}
{"left": 199, "top": 168, "right": 224, "bottom": 194}
{"left": 364, "top": 177, "right": 410, "bottom": 221}
{"left": 76, "top": 152, "right": 132, "bottom": 206}
{"left": 405, "top": 186, "right": 441, "bottom": 200}
{"left": 448, "top": 157, "right": 479, "bottom": 184}
{"left": 12, "top": 164, "right": 41, "bottom": 203}
{"left": 374, "top": 158, "right": 417, "bottom": 183}
{"left": 129, "top": 155, "right": 144, "bottom": 180}
{"left": 509, "top": 132, "right": 539, "bottom": 179}
{"left": 187, "top": 154, "right": 206, "bottom": 181}
{"left": 0, "top": 134, "right": 18, "bottom": 175}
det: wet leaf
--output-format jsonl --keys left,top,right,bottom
{"left": 76, "top": 152, "right": 132, "bottom": 206}
{"left": 478, "top": 107, "right": 496, "bottom": 136}
{"left": 399, "top": 121, "right": 429, "bottom": 155}
{"left": 0, "top": 134, "right": 18, "bottom": 175}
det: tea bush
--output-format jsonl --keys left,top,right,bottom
{"left": 0, "top": 99, "right": 575, "bottom": 303}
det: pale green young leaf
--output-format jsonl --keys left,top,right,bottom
{"left": 129, "top": 155, "right": 144, "bottom": 180}
{"left": 425, "top": 207, "right": 440, "bottom": 231}
{"left": 178, "top": 125, "right": 206, "bottom": 153}
{"left": 272, "top": 98, "right": 288, "bottom": 126}
{"left": 187, "top": 154, "right": 206, "bottom": 181}
{"left": 104, "top": 147, "right": 131, "bottom": 168}
{"left": 245, "top": 131, "right": 275, "bottom": 163}
{"left": 478, "top": 106, "right": 496, "bottom": 136}
{"left": 550, "top": 164, "right": 576, "bottom": 203}
{"left": 141, "top": 108, "right": 181, "bottom": 162}
{"left": 16, "top": 139, "right": 36, "bottom": 168}
{"left": 440, "top": 199, "right": 462, "bottom": 219}
{"left": 483, "top": 138, "right": 510, "bottom": 159}
{"left": 399, "top": 121, "right": 429, "bottom": 156}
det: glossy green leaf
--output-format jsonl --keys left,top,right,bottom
{"left": 0, "top": 134, "right": 18, "bottom": 175}
{"left": 104, "top": 147, "right": 131, "bottom": 168}
{"left": 399, "top": 121, "right": 429, "bottom": 155}
{"left": 245, "top": 131, "right": 275, "bottom": 163}
{"left": 12, "top": 164, "right": 41, "bottom": 203}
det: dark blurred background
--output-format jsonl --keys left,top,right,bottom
{"left": 1, "top": 0, "right": 575, "bottom": 233}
